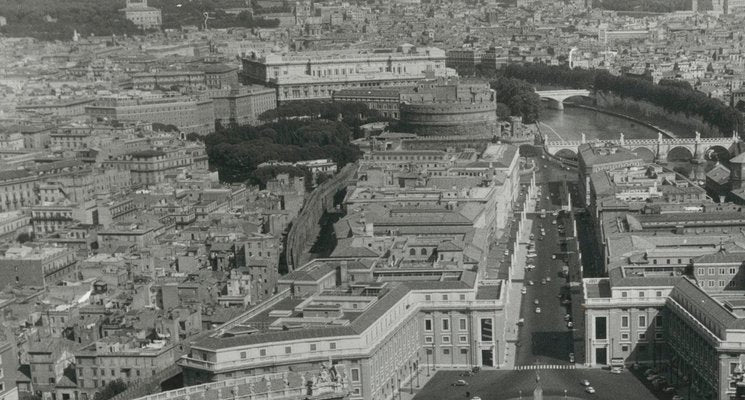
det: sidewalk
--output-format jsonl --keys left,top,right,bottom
{"left": 399, "top": 368, "right": 438, "bottom": 400}
{"left": 502, "top": 196, "right": 538, "bottom": 368}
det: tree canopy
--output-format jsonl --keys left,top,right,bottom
{"left": 205, "top": 118, "right": 362, "bottom": 184}
{"left": 93, "top": 379, "right": 128, "bottom": 400}
{"left": 490, "top": 77, "right": 542, "bottom": 124}
{"left": 495, "top": 63, "right": 743, "bottom": 136}
{"left": 592, "top": 0, "right": 691, "bottom": 13}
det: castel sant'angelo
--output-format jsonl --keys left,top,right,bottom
{"left": 397, "top": 76, "right": 498, "bottom": 137}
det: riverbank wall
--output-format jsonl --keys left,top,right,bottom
{"left": 593, "top": 91, "right": 721, "bottom": 138}
{"left": 567, "top": 103, "right": 677, "bottom": 139}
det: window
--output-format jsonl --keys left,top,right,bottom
{"left": 460, "top": 294, "right": 466, "bottom": 300}
{"left": 442, "top": 294, "right": 448, "bottom": 301}
{"left": 731, "top": 362, "right": 740, "bottom": 375}
{"left": 639, "top": 315, "right": 647, "bottom": 328}
{"left": 410, "top": 248, "right": 416, "bottom": 256}
{"left": 260, "top": 349, "right": 266, "bottom": 357}
{"left": 595, "top": 317, "right": 607, "bottom": 340}
{"left": 285, "top": 346, "right": 291, "bottom": 354}
{"left": 639, "top": 333, "right": 646, "bottom": 340}
{"left": 480, "top": 318, "right": 493, "bottom": 341}
{"left": 459, "top": 318, "right": 467, "bottom": 331}
{"left": 460, "top": 349, "right": 468, "bottom": 354}
{"left": 329, "top": 342, "right": 337, "bottom": 350}
{"left": 621, "top": 316, "right": 629, "bottom": 328}
{"left": 638, "top": 291, "right": 645, "bottom": 298}
{"left": 621, "top": 345, "right": 629, "bottom": 352}
{"left": 698, "top": 268, "right": 705, "bottom": 275}
{"left": 655, "top": 315, "right": 663, "bottom": 327}
{"left": 425, "top": 294, "right": 431, "bottom": 301}
{"left": 240, "top": 352, "right": 246, "bottom": 359}
{"left": 621, "top": 291, "right": 628, "bottom": 298}
{"left": 310, "top": 344, "right": 317, "bottom": 352}
{"left": 655, "top": 332, "right": 663, "bottom": 340}
{"left": 443, "top": 349, "right": 450, "bottom": 355}
{"left": 425, "top": 336, "right": 433, "bottom": 344}
{"left": 730, "top": 268, "right": 737, "bottom": 274}
{"left": 442, "top": 336, "right": 450, "bottom": 343}
{"left": 351, "top": 368, "right": 360, "bottom": 382}
{"left": 656, "top": 291, "right": 662, "bottom": 297}
{"left": 709, "top": 268, "right": 715, "bottom": 275}
{"left": 459, "top": 335, "right": 468, "bottom": 343}
{"left": 442, "top": 319, "right": 450, "bottom": 331}
{"left": 425, "top": 319, "right": 433, "bottom": 331}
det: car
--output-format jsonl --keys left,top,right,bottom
{"left": 569, "top": 353, "right": 575, "bottom": 363}
{"left": 551, "top": 254, "right": 556, "bottom": 259}
{"left": 552, "top": 220, "right": 557, "bottom": 225}
{"left": 546, "top": 277, "right": 551, "bottom": 282}
{"left": 663, "top": 386, "right": 676, "bottom": 393}
{"left": 530, "top": 234, "right": 535, "bottom": 240}
{"left": 580, "top": 379, "right": 591, "bottom": 387}
{"left": 534, "top": 299, "right": 540, "bottom": 305}
{"left": 585, "top": 386, "right": 596, "bottom": 394}
{"left": 504, "top": 250, "right": 510, "bottom": 256}
{"left": 471, "top": 397, "right": 482, "bottom": 400}
{"left": 553, "top": 211, "right": 558, "bottom": 216}
{"left": 567, "top": 321, "right": 574, "bottom": 328}
{"left": 541, "top": 279, "right": 547, "bottom": 285}
{"left": 517, "top": 318, "right": 525, "bottom": 326}
{"left": 528, "top": 280, "right": 534, "bottom": 286}
{"left": 564, "top": 314, "right": 571, "bottom": 321}
{"left": 535, "top": 307, "right": 541, "bottom": 313}
{"left": 521, "top": 287, "right": 527, "bottom": 295}
{"left": 672, "top": 395, "right": 684, "bottom": 400}
{"left": 453, "top": 380, "right": 468, "bottom": 386}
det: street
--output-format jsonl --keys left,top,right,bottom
{"left": 412, "top": 369, "right": 659, "bottom": 400}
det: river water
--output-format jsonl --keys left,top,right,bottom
{"left": 539, "top": 106, "right": 715, "bottom": 182}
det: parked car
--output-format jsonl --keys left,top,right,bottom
{"left": 541, "top": 279, "right": 547, "bottom": 285}
{"left": 521, "top": 287, "right": 527, "bottom": 295}
{"left": 564, "top": 314, "right": 572, "bottom": 321}
{"left": 567, "top": 321, "right": 574, "bottom": 328}
{"left": 535, "top": 307, "right": 542, "bottom": 313}
{"left": 569, "top": 353, "right": 575, "bottom": 363}
{"left": 453, "top": 380, "right": 468, "bottom": 386}
{"left": 528, "top": 280, "right": 535, "bottom": 286}
{"left": 517, "top": 318, "right": 525, "bottom": 326}
{"left": 585, "top": 386, "right": 596, "bottom": 394}
{"left": 580, "top": 380, "right": 590, "bottom": 387}
{"left": 534, "top": 299, "right": 540, "bottom": 305}
{"left": 663, "top": 386, "right": 676, "bottom": 393}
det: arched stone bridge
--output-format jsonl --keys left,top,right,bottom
{"left": 545, "top": 133, "right": 741, "bottom": 163}
{"left": 535, "top": 89, "right": 592, "bottom": 110}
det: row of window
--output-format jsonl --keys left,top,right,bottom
{"left": 423, "top": 294, "right": 467, "bottom": 301}
{"left": 697, "top": 267, "right": 739, "bottom": 276}
{"left": 424, "top": 335, "right": 469, "bottom": 344}
{"left": 620, "top": 290, "right": 664, "bottom": 298}
{"left": 620, "top": 315, "right": 663, "bottom": 329}
{"left": 238, "top": 342, "right": 338, "bottom": 359}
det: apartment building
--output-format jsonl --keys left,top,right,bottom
{"left": 179, "top": 260, "right": 505, "bottom": 400}
{"left": 75, "top": 338, "right": 178, "bottom": 400}
{"left": 101, "top": 144, "right": 208, "bottom": 186}
{"left": 0, "top": 245, "right": 79, "bottom": 288}
{"left": 0, "top": 339, "right": 18, "bottom": 400}
{"left": 120, "top": 0, "right": 162, "bottom": 29}
{"left": 242, "top": 44, "right": 452, "bottom": 102}
{"left": 85, "top": 94, "right": 215, "bottom": 136}
{"left": 209, "top": 85, "right": 277, "bottom": 126}
{"left": 0, "top": 170, "right": 37, "bottom": 212}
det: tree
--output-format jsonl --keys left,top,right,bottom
{"left": 496, "top": 102, "right": 512, "bottom": 120}
{"left": 185, "top": 132, "right": 203, "bottom": 142}
{"left": 17, "top": 232, "right": 34, "bottom": 244}
{"left": 93, "top": 379, "right": 128, "bottom": 400}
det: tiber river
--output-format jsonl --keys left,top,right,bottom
{"left": 539, "top": 106, "right": 719, "bottom": 183}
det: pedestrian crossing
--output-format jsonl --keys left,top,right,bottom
{"left": 514, "top": 364, "right": 576, "bottom": 371}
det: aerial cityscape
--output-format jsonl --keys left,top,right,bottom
{"left": 1, "top": 0, "right": 745, "bottom": 399}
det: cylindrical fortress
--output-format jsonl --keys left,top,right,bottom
{"left": 398, "top": 78, "right": 498, "bottom": 136}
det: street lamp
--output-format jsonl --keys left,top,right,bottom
{"left": 409, "top": 364, "right": 413, "bottom": 395}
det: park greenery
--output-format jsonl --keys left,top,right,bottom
{"left": 205, "top": 102, "right": 375, "bottom": 185}
{"left": 490, "top": 77, "right": 543, "bottom": 124}
{"left": 499, "top": 63, "right": 743, "bottom": 136}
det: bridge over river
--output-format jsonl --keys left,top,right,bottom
{"left": 544, "top": 132, "right": 741, "bottom": 163}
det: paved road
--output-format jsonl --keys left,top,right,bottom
{"left": 514, "top": 154, "right": 580, "bottom": 367}
{"left": 413, "top": 369, "right": 659, "bottom": 400}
